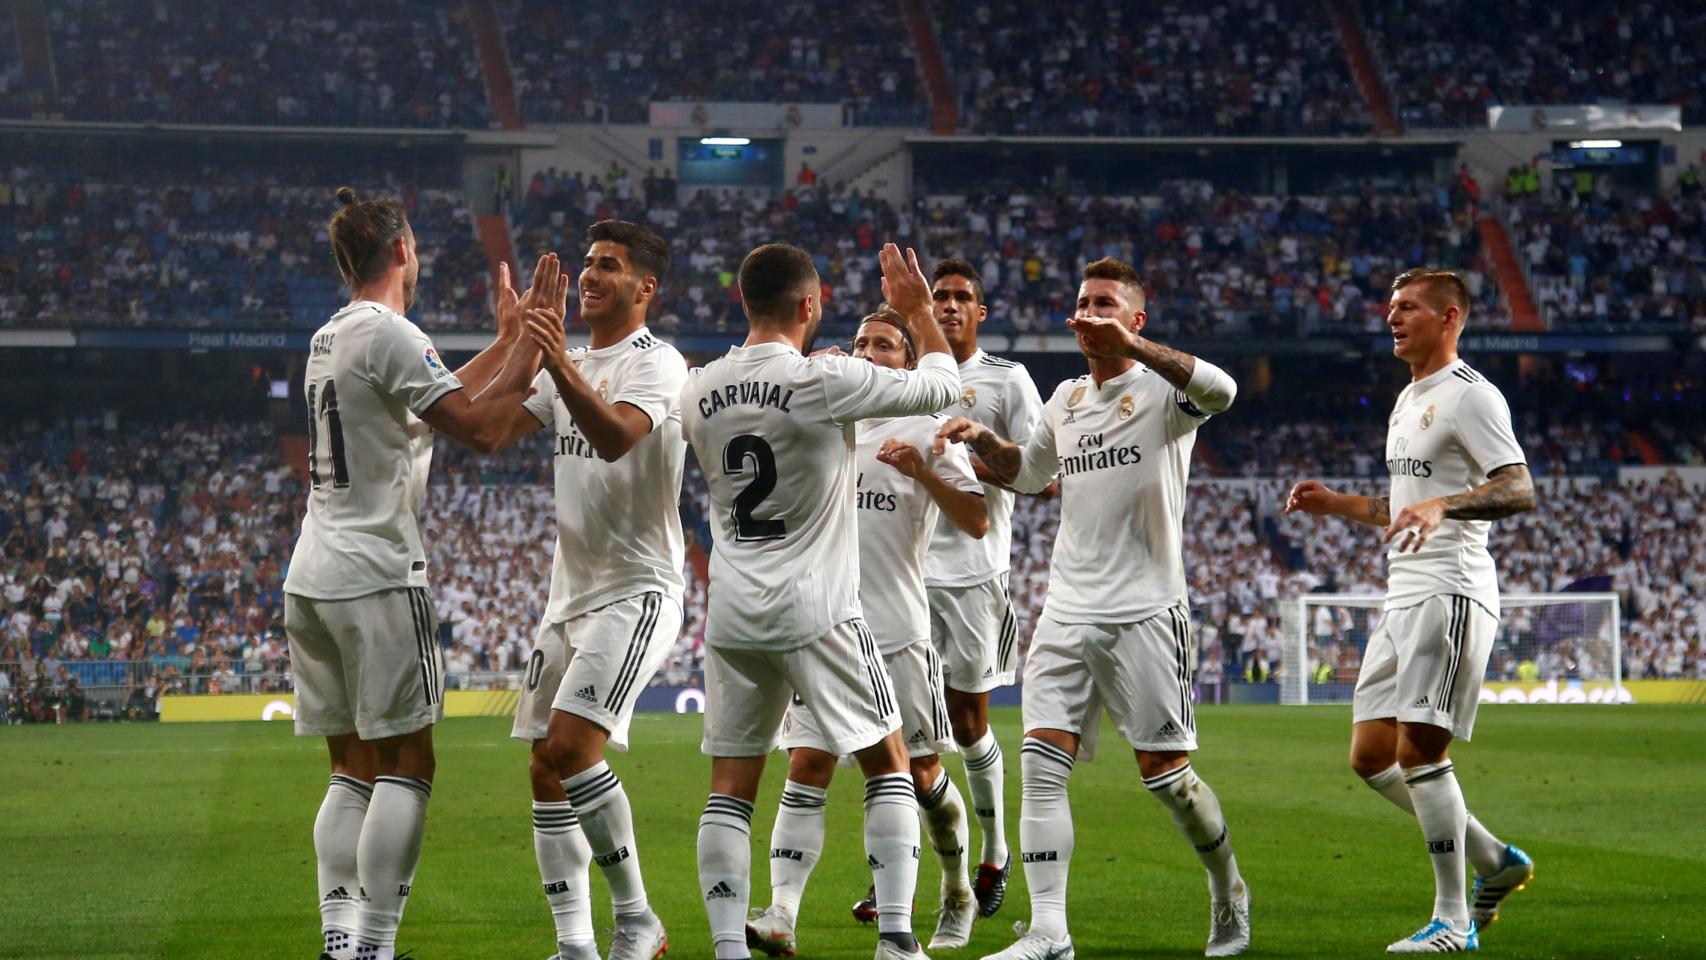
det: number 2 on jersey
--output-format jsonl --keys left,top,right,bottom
{"left": 723, "top": 434, "right": 785, "bottom": 541}
{"left": 306, "top": 380, "right": 351, "bottom": 490}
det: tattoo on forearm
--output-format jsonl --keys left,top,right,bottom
{"left": 1130, "top": 337, "right": 1197, "bottom": 390}
{"left": 1442, "top": 465, "right": 1536, "bottom": 521}
{"left": 1368, "top": 496, "right": 1390, "bottom": 524}
{"left": 970, "top": 431, "right": 1021, "bottom": 483}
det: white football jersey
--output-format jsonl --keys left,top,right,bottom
{"left": 285, "top": 301, "right": 462, "bottom": 600}
{"left": 855, "top": 415, "right": 982, "bottom": 654}
{"left": 681, "top": 344, "right": 960, "bottom": 651}
{"left": 924, "top": 350, "right": 1045, "bottom": 588}
{"left": 1383, "top": 359, "right": 1526, "bottom": 614}
{"left": 1013, "top": 360, "right": 1236, "bottom": 625}
{"left": 522, "top": 327, "right": 689, "bottom": 622}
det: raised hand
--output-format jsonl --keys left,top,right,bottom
{"left": 1065, "top": 313, "right": 1139, "bottom": 359}
{"left": 1284, "top": 480, "right": 1337, "bottom": 516}
{"left": 523, "top": 308, "right": 571, "bottom": 375}
{"left": 879, "top": 243, "right": 932, "bottom": 320}
{"left": 495, "top": 261, "right": 522, "bottom": 340}
{"left": 876, "top": 439, "right": 928, "bottom": 480}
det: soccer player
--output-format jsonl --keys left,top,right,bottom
{"left": 745, "top": 307, "right": 989, "bottom": 956}
{"left": 287, "top": 187, "right": 564, "bottom": 960}
{"left": 486, "top": 221, "right": 688, "bottom": 960}
{"left": 682, "top": 243, "right": 961, "bottom": 960}
{"left": 937, "top": 258, "right": 1250, "bottom": 959}
{"left": 1284, "top": 268, "right": 1537, "bottom": 954}
{"left": 922, "top": 259, "right": 1045, "bottom": 915}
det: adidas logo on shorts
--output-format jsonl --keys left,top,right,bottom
{"left": 982, "top": 666, "right": 995, "bottom": 678}
{"left": 575, "top": 684, "right": 598, "bottom": 702}
{"left": 1156, "top": 720, "right": 1183, "bottom": 738}
{"left": 908, "top": 730, "right": 926, "bottom": 743}
{"left": 706, "top": 881, "right": 737, "bottom": 900}
{"left": 1411, "top": 695, "right": 1431, "bottom": 709}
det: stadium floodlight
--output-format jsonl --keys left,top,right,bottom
{"left": 700, "top": 136, "right": 751, "bottom": 146}
{"left": 1569, "top": 139, "right": 1622, "bottom": 149}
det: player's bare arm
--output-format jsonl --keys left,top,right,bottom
{"left": 877, "top": 438, "right": 989, "bottom": 538}
{"left": 880, "top": 243, "right": 951, "bottom": 359}
{"left": 1284, "top": 480, "right": 1391, "bottom": 527}
{"left": 523, "top": 307, "right": 654, "bottom": 462}
{"left": 1070, "top": 312, "right": 1201, "bottom": 389}
{"left": 1383, "top": 463, "right": 1536, "bottom": 553}
{"left": 935, "top": 418, "right": 1021, "bottom": 487}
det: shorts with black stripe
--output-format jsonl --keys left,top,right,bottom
{"left": 702, "top": 618, "right": 901, "bottom": 757}
{"left": 510, "top": 592, "right": 682, "bottom": 748}
{"left": 1354, "top": 594, "right": 1496, "bottom": 741}
{"left": 927, "top": 573, "right": 1017, "bottom": 694}
{"left": 285, "top": 587, "right": 445, "bottom": 740}
{"left": 781, "top": 638, "right": 958, "bottom": 759}
{"left": 1021, "top": 605, "right": 1198, "bottom": 761}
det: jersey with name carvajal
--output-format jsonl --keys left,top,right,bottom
{"left": 924, "top": 350, "right": 1044, "bottom": 588}
{"left": 522, "top": 327, "right": 688, "bottom": 622}
{"left": 681, "top": 345, "right": 960, "bottom": 651}
{"left": 1013, "top": 362, "right": 1231, "bottom": 625}
{"left": 285, "top": 301, "right": 462, "bottom": 601}
{"left": 1384, "top": 359, "right": 1526, "bottom": 615}
{"left": 856, "top": 414, "right": 982, "bottom": 654}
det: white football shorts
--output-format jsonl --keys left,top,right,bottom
{"left": 1354, "top": 594, "right": 1496, "bottom": 741}
{"left": 927, "top": 574, "right": 1017, "bottom": 694}
{"left": 781, "top": 638, "right": 957, "bottom": 759}
{"left": 286, "top": 587, "right": 444, "bottom": 741}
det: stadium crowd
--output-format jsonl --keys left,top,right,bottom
{"left": 38, "top": 0, "right": 490, "bottom": 127}
{"left": 3, "top": 399, "right": 1701, "bottom": 722}
{"left": 1363, "top": 0, "right": 1706, "bottom": 129}
{"left": 0, "top": 164, "right": 489, "bottom": 330}
{"left": 1510, "top": 171, "right": 1706, "bottom": 330}
{"left": 500, "top": 0, "right": 924, "bottom": 125}
{"left": 936, "top": 0, "right": 1369, "bottom": 136}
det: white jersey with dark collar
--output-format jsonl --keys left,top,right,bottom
{"left": 924, "top": 349, "right": 1044, "bottom": 588}
{"left": 522, "top": 327, "right": 689, "bottom": 623}
{"left": 1383, "top": 359, "right": 1526, "bottom": 614}
{"left": 1013, "top": 360, "right": 1234, "bottom": 625}
{"left": 681, "top": 344, "right": 960, "bottom": 651}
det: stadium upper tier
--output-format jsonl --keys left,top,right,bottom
{"left": 2, "top": 1, "right": 1697, "bottom": 132}
{"left": 1363, "top": 0, "right": 1706, "bottom": 129}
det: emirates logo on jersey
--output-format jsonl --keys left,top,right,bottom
{"left": 1118, "top": 395, "right": 1135, "bottom": 420}
{"left": 959, "top": 387, "right": 978, "bottom": 409}
{"left": 1420, "top": 404, "right": 1435, "bottom": 429}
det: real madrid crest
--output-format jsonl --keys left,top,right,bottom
{"left": 597, "top": 379, "right": 610, "bottom": 400}
{"left": 1118, "top": 395, "right": 1135, "bottom": 420}
{"left": 960, "top": 387, "right": 977, "bottom": 409}
{"left": 1066, "top": 386, "right": 1087, "bottom": 408}
{"left": 1420, "top": 404, "right": 1434, "bottom": 429}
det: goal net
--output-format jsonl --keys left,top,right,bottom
{"left": 1279, "top": 593, "right": 1623, "bottom": 706}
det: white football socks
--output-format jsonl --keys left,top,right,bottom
{"left": 355, "top": 775, "right": 431, "bottom": 960}
{"left": 1364, "top": 763, "right": 1506, "bottom": 876}
{"left": 962, "top": 730, "right": 1009, "bottom": 866}
{"left": 1404, "top": 761, "right": 1470, "bottom": 928}
{"left": 562, "top": 762, "right": 651, "bottom": 921}
{"left": 1144, "top": 762, "right": 1243, "bottom": 901}
{"left": 698, "top": 794, "right": 755, "bottom": 960}
{"left": 315, "top": 774, "right": 371, "bottom": 960}
{"left": 918, "top": 767, "right": 972, "bottom": 898}
{"left": 1018, "top": 738, "right": 1075, "bottom": 940}
{"left": 768, "top": 780, "right": 828, "bottom": 922}
{"left": 863, "top": 772, "right": 922, "bottom": 941}
{"left": 533, "top": 800, "right": 595, "bottom": 956}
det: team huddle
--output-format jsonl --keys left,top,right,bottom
{"left": 285, "top": 191, "right": 1539, "bottom": 960}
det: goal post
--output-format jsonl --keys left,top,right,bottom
{"left": 1280, "top": 593, "right": 1623, "bottom": 706}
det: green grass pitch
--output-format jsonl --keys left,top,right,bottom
{"left": 5, "top": 705, "right": 1702, "bottom": 959}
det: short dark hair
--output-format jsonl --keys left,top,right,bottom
{"left": 1392, "top": 268, "right": 1470, "bottom": 318}
{"left": 859, "top": 304, "right": 917, "bottom": 365}
{"left": 586, "top": 219, "right": 669, "bottom": 282}
{"left": 329, "top": 186, "right": 409, "bottom": 288}
{"left": 932, "top": 257, "right": 984, "bottom": 305}
{"left": 1082, "top": 257, "right": 1146, "bottom": 308}
{"left": 739, "top": 243, "right": 818, "bottom": 320}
